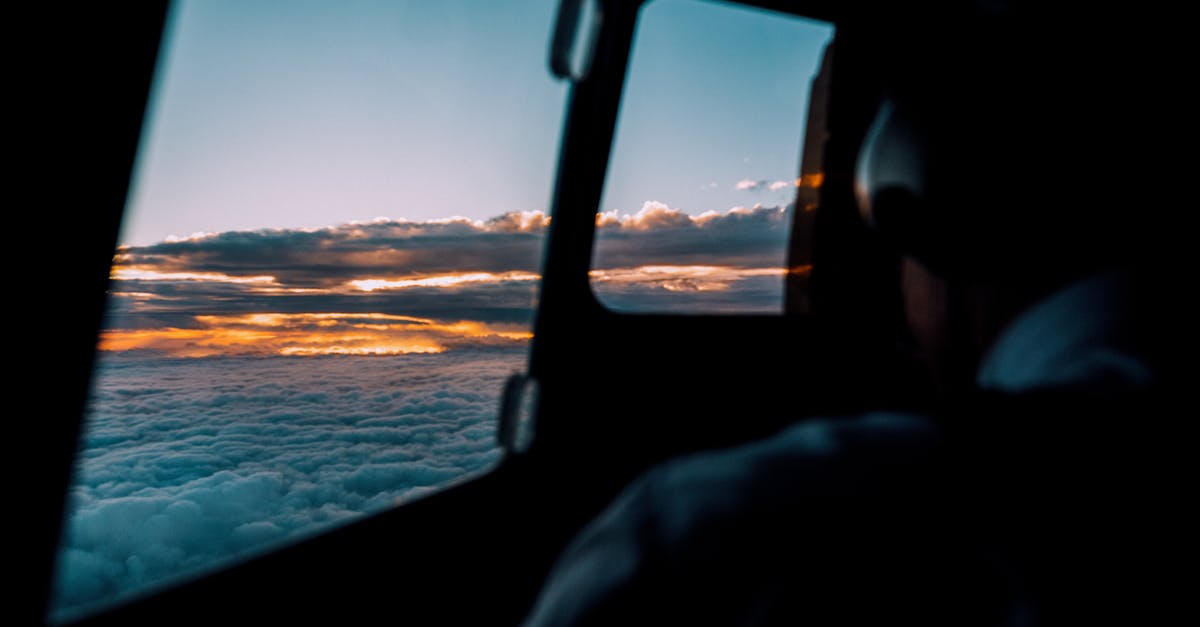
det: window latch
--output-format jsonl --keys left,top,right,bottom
{"left": 498, "top": 373, "right": 539, "bottom": 453}
{"left": 549, "top": 0, "right": 602, "bottom": 82}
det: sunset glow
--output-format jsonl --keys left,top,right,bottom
{"left": 113, "top": 267, "right": 279, "bottom": 285}
{"left": 278, "top": 344, "right": 444, "bottom": 356}
{"left": 103, "top": 204, "right": 797, "bottom": 358}
{"left": 799, "top": 172, "right": 824, "bottom": 188}
{"left": 348, "top": 271, "right": 540, "bottom": 292}
{"left": 109, "top": 291, "right": 172, "bottom": 300}
{"left": 590, "top": 265, "right": 786, "bottom": 292}
{"left": 98, "top": 312, "right": 531, "bottom": 358}
{"left": 789, "top": 264, "right": 813, "bottom": 277}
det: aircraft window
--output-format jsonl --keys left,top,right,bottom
{"left": 50, "top": 0, "right": 564, "bottom": 622}
{"left": 590, "top": 0, "right": 833, "bottom": 314}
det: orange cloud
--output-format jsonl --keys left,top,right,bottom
{"left": 112, "top": 267, "right": 279, "bottom": 285}
{"left": 98, "top": 312, "right": 531, "bottom": 358}
{"left": 98, "top": 327, "right": 282, "bottom": 358}
{"left": 789, "top": 264, "right": 813, "bottom": 278}
{"left": 109, "top": 291, "right": 173, "bottom": 301}
{"left": 348, "top": 271, "right": 539, "bottom": 292}
{"left": 112, "top": 260, "right": 541, "bottom": 298}
{"left": 798, "top": 172, "right": 824, "bottom": 188}
{"left": 596, "top": 201, "right": 693, "bottom": 230}
{"left": 589, "top": 265, "right": 786, "bottom": 292}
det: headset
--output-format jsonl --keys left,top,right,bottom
{"left": 848, "top": 15, "right": 1102, "bottom": 286}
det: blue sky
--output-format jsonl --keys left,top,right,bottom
{"left": 603, "top": 0, "right": 833, "bottom": 217}
{"left": 120, "top": 0, "right": 833, "bottom": 246}
{"left": 123, "top": 0, "right": 568, "bottom": 245}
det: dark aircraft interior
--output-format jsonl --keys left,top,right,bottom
{"left": 24, "top": 0, "right": 1184, "bottom": 625}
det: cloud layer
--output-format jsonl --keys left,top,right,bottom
{"left": 593, "top": 201, "right": 790, "bottom": 267}
{"left": 734, "top": 178, "right": 794, "bottom": 193}
{"left": 592, "top": 202, "right": 791, "bottom": 312}
{"left": 105, "top": 205, "right": 793, "bottom": 353}
{"left": 100, "top": 312, "right": 532, "bottom": 358}
{"left": 117, "top": 204, "right": 791, "bottom": 293}
{"left": 53, "top": 348, "right": 524, "bottom": 620}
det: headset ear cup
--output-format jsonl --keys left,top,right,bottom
{"left": 855, "top": 99, "right": 933, "bottom": 256}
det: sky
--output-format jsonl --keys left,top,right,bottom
{"left": 122, "top": 0, "right": 833, "bottom": 246}
{"left": 122, "top": 0, "right": 570, "bottom": 246}
{"left": 103, "top": 0, "right": 836, "bottom": 347}
{"left": 602, "top": 0, "right": 832, "bottom": 218}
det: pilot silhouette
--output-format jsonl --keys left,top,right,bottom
{"left": 522, "top": 6, "right": 1175, "bottom": 626}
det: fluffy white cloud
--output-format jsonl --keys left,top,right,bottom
{"left": 735, "top": 179, "right": 766, "bottom": 191}
{"left": 737, "top": 179, "right": 795, "bottom": 193}
{"left": 593, "top": 204, "right": 791, "bottom": 278}
{"left": 596, "top": 201, "right": 693, "bottom": 231}
{"left": 51, "top": 348, "right": 523, "bottom": 621}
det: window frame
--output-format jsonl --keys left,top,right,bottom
{"left": 584, "top": 0, "right": 834, "bottom": 316}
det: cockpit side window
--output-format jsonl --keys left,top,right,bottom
{"left": 588, "top": 0, "right": 834, "bottom": 314}
{"left": 50, "top": 0, "right": 566, "bottom": 622}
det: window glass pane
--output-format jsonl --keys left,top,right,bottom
{"left": 51, "top": 0, "right": 564, "bottom": 621}
{"left": 591, "top": 0, "right": 833, "bottom": 313}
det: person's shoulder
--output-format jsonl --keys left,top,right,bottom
{"left": 634, "top": 412, "right": 941, "bottom": 545}
{"left": 977, "top": 270, "right": 1158, "bottom": 393}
